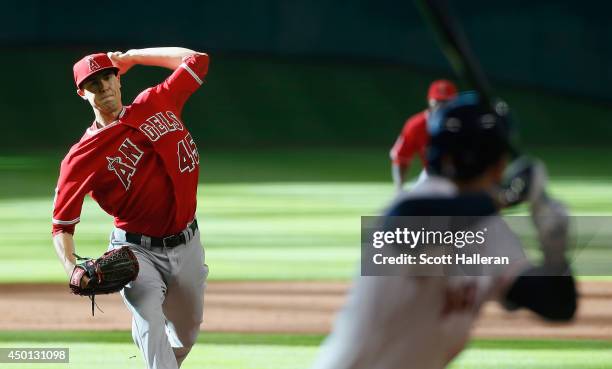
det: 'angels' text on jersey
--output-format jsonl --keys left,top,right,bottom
{"left": 139, "top": 111, "right": 184, "bottom": 141}
{"left": 107, "top": 138, "right": 145, "bottom": 190}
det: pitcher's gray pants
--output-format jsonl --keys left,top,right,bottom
{"left": 110, "top": 226, "right": 208, "bottom": 369}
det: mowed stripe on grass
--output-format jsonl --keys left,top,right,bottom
{"left": 1, "top": 179, "right": 612, "bottom": 282}
{"left": 0, "top": 332, "right": 609, "bottom": 369}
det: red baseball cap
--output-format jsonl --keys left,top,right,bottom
{"left": 427, "top": 79, "right": 458, "bottom": 101}
{"left": 73, "top": 53, "right": 119, "bottom": 88}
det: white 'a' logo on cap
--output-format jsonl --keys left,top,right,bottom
{"left": 87, "top": 57, "right": 101, "bottom": 72}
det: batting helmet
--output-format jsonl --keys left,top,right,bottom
{"left": 427, "top": 92, "right": 511, "bottom": 181}
{"left": 427, "top": 79, "right": 458, "bottom": 101}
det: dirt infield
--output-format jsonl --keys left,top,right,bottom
{"left": 0, "top": 281, "right": 610, "bottom": 339}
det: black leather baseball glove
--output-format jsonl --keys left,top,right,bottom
{"left": 69, "top": 246, "right": 139, "bottom": 315}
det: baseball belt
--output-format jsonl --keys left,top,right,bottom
{"left": 125, "top": 219, "right": 199, "bottom": 248}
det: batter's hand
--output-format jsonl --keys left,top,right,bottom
{"left": 495, "top": 156, "right": 547, "bottom": 208}
{"left": 107, "top": 51, "right": 135, "bottom": 75}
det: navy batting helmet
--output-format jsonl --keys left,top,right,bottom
{"left": 427, "top": 92, "right": 511, "bottom": 181}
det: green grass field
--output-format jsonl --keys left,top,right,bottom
{"left": 1, "top": 147, "right": 611, "bottom": 282}
{"left": 1, "top": 148, "right": 611, "bottom": 368}
{"left": 0, "top": 332, "right": 609, "bottom": 369}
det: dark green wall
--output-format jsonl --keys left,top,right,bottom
{"left": 2, "top": 50, "right": 611, "bottom": 152}
{"left": 3, "top": 1, "right": 612, "bottom": 151}
{"left": 4, "top": 1, "right": 612, "bottom": 100}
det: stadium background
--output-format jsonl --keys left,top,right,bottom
{"left": 3, "top": 0, "right": 612, "bottom": 149}
{"left": 1, "top": 1, "right": 611, "bottom": 368}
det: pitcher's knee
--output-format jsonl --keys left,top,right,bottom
{"left": 181, "top": 325, "right": 201, "bottom": 348}
{"left": 175, "top": 317, "right": 202, "bottom": 347}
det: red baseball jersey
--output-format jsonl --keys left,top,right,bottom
{"left": 389, "top": 110, "right": 429, "bottom": 167}
{"left": 52, "top": 54, "right": 209, "bottom": 237}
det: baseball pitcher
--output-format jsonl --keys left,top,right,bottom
{"left": 390, "top": 79, "right": 457, "bottom": 192}
{"left": 52, "top": 47, "right": 210, "bottom": 369}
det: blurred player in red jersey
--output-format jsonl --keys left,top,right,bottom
{"left": 52, "top": 47, "right": 209, "bottom": 369}
{"left": 390, "top": 79, "right": 458, "bottom": 192}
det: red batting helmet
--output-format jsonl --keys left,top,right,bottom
{"left": 73, "top": 53, "right": 119, "bottom": 88}
{"left": 427, "top": 79, "right": 458, "bottom": 101}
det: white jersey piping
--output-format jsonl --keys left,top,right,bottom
{"left": 52, "top": 217, "right": 80, "bottom": 225}
{"left": 180, "top": 63, "right": 203, "bottom": 85}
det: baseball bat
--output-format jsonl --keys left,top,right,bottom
{"left": 415, "top": 0, "right": 551, "bottom": 205}
{"left": 414, "top": 0, "right": 518, "bottom": 155}
{"left": 415, "top": 0, "right": 493, "bottom": 105}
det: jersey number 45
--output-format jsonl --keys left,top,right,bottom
{"left": 178, "top": 133, "right": 199, "bottom": 173}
